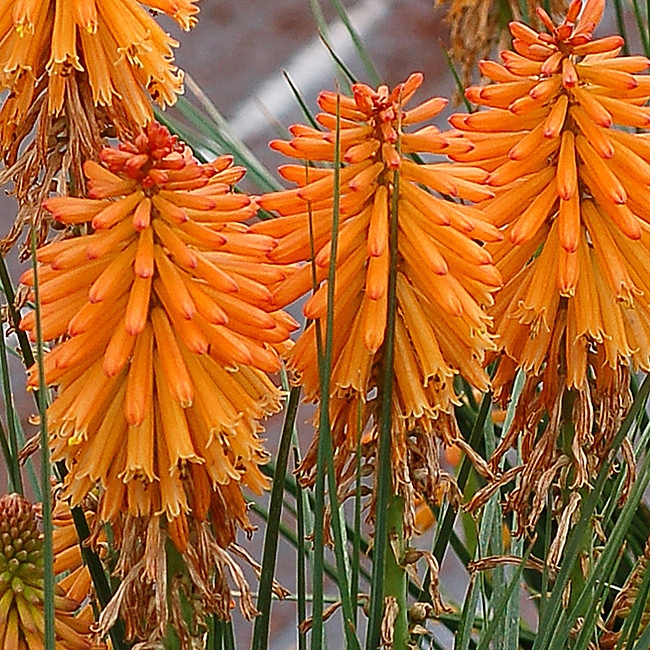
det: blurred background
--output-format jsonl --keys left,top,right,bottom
{"left": 168, "top": 0, "right": 455, "bottom": 172}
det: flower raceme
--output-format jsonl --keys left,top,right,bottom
{"left": 452, "top": 0, "right": 650, "bottom": 393}
{"left": 19, "top": 122, "right": 296, "bottom": 553}
{"left": 0, "top": 0, "right": 199, "bottom": 157}
{"left": 450, "top": 0, "right": 650, "bottom": 531}
{"left": 254, "top": 73, "right": 502, "bottom": 519}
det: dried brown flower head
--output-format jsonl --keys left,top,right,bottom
{"left": 435, "top": 0, "right": 570, "bottom": 92}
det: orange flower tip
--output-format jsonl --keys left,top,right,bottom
{"left": 366, "top": 286, "right": 385, "bottom": 300}
{"left": 42, "top": 198, "right": 59, "bottom": 214}
{"left": 103, "top": 361, "right": 123, "bottom": 378}
{"left": 18, "top": 313, "right": 32, "bottom": 332}
{"left": 465, "top": 87, "right": 482, "bottom": 104}
{"left": 624, "top": 219, "right": 642, "bottom": 240}
{"left": 508, "top": 100, "right": 531, "bottom": 117}
{"left": 561, "top": 241, "right": 579, "bottom": 254}
{"left": 211, "top": 155, "right": 236, "bottom": 173}
{"left": 302, "top": 302, "right": 318, "bottom": 321}
{"left": 126, "top": 323, "right": 146, "bottom": 337}
{"left": 448, "top": 114, "right": 469, "bottom": 130}
{"left": 100, "top": 148, "right": 130, "bottom": 167}
{"left": 282, "top": 313, "right": 301, "bottom": 331}
{"left": 18, "top": 269, "right": 32, "bottom": 286}
{"left": 509, "top": 231, "right": 526, "bottom": 246}
{"left": 86, "top": 189, "right": 101, "bottom": 200}
{"left": 190, "top": 339, "right": 209, "bottom": 355}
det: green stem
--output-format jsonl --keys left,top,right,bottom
{"left": 311, "top": 90, "right": 359, "bottom": 650}
{"left": 366, "top": 165, "right": 400, "bottom": 650}
{"left": 0, "top": 324, "right": 22, "bottom": 494}
{"left": 350, "top": 400, "right": 364, "bottom": 627}
{"left": 0, "top": 255, "right": 34, "bottom": 367}
{"left": 293, "top": 448, "right": 308, "bottom": 650}
{"left": 384, "top": 494, "right": 408, "bottom": 650}
{"left": 70, "top": 506, "right": 129, "bottom": 649}
{"left": 560, "top": 391, "right": 588, "bottom": 614}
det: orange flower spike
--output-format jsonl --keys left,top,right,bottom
{"left": 459, "top": 0, "right": 650, "bottom": 534}
{"left": 21, "top": 123, "right": 293, "bottom": 594}
{"left": 259, "top": 73, "right": 499, "bottom": 517}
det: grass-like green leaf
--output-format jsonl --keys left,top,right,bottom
{"left": 442, "top": 48, "right": 474, "bottom": 113}
{"left": 365, "top": 136, "right": 402, "bottom": 650}
{"left": 309, "top": 93, "right": 361, "bottom": 650}
{"left": 612, "top": 0, "right": 631, "bottom": 56}
{"left": 569, "top": 414, "right": 650, "bottom": 650}
{"left": 631, "top": 0, "right": 650, "bottom": 56}
{"left": 455, "top": 573, "right": 480, "bottom": 650}
{"left": 29, "top": 228, "right": 55, "bottom": 650}
{"left": 326, "top": 0, "right": 381, "bottom": 85}
{"left": 476, "top": 542, "right": 536, "bottom": 650}
{"left": 0, "top": 318, "right": 22, "bottom": 494}
{"left": 283, "top": 71, "right": 321, "bottom": 130}
{"left": 350, "top": 400, "right": 364, "bottom": 628}
{"left": 294, "top": 448, "right": 309, "bottom": 650}
{"left": 317, "top": 33, "right": 358, "bottom": 86}
{"left": 432, "top": 392, "right": 492, "bottom": 566}
{"left": 615, "top": 551, "right": 650, "bottom": 650}
{"left": 157, "top": 77, "right": 282, "bottom": 193}
{"left": 252, "top": 386, "right": 303, "bottom": 650}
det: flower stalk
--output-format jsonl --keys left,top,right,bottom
{"left": 383, "top": 494, "right": 409, "bottom": 650}
{"left": 312, "top": 94, "right": 360, "bottom": 650}
{"left": 367, "top": 161, "right": 401, "bottom": 650}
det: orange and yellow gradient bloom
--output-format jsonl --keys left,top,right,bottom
{"left": 19, "top": 123, "right": 296, "bottom": 631}
{"left": 254, "top": 73, "right": 501, "bottom": 518}
{"left": 450, "top": 0, "right": 650, "bottom": 529}
{"left": 0, "top": 0, "right": 199, "bottom": 158}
